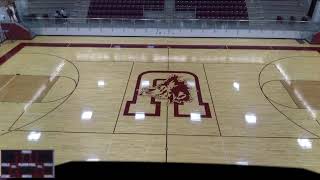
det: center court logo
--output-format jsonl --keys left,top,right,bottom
{"left": 140, "top": 74, "right": 192, "bottom": 104}
{"left": 123, "top": 71, "right": 212, "bottom": 118}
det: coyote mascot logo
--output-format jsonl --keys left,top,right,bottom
{"left": 139, "top": 74, "right": 192, "bottom": 104}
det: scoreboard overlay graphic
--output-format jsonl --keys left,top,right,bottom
{"left": 0, "top": 150, "right": 54, "bottom": 178}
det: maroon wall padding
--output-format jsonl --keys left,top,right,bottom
{"left": 1, "top": 23, "right": 34, "bottom": 40}
{"left": 311, "top": 32, "right": 320, "bottom": 44}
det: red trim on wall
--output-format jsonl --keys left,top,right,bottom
{"left": 0, "top": 23, "right": 34, "bottom": 40}
{"left": 311, "top": 32, "right": 320, "bottom": 44}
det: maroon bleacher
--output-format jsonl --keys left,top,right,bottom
{"left": 87, "top": 0, "right": 164, "bottom": 18}
{"left": 0, "top": 23, "right": 35, "bottom": 40}
{"left": 176, "top": 0, "right": 248, "bottom": 20}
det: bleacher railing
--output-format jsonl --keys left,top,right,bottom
{"left": 20, "top": 17, "right": 320, "bottom": 32}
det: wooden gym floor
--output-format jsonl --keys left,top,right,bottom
{"left": 0, "top": 36, "right": 320, "bottom": 172}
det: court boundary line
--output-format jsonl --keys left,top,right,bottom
{"left": 262, "top": 80, "right": 303, "bottom": 109}
{"left": 202, "top": 64, "right": 222, "bottom": 136}
{"left": 8, "top": 129, "right": 320, "bottom": 140}
{"left": 1, "top": 43, "right": 320, "bottom": 138}
{"left": 165, "top": 99, "right": 169, "bottom": 162}
{"left": 166, "top": 50, "right": 169, "bottom": 163}
{"left": 5, "top": 75, "right": 78, "bottom": 131}
{"left": 71, "top": 61, "right": 281, "bottom": 65}
{"left": 113, "top": 62, "right": 134, "bottom": 133}
{"left": 1, "top": 42, "right": 320, "bottom": 66}
{"left": 3, "top": 53, "right": 80, "bottom": 135}
{"left": 0, "top": 75, "right": 77, "bottom": 104}
{"left": 258, "top": 56, "right": 320, "bottom": 138}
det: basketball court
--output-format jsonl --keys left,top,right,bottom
{"left": 0, "top": 36, "right": 320, "bottom": 172}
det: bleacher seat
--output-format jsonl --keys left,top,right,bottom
{"left": 175, "top": 0, "right": 248, "bottom": 20}
{"left": 87, "top": 0, "right": 165, "bottom": 18}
